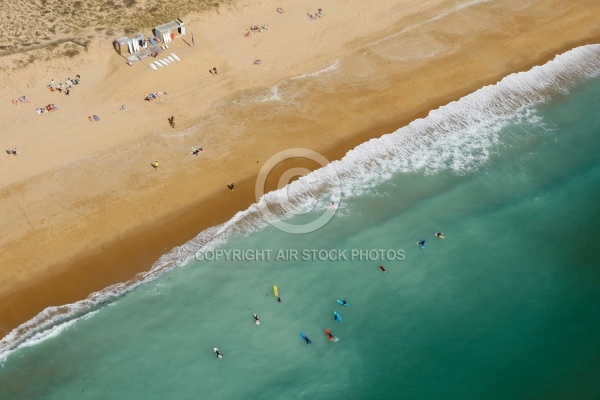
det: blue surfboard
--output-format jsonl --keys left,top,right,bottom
{"left": 336, "top": 299, "right": 349, "bottom": 306}
{"left": 333, "top": 311, "right": 343, "bottom": 322}
{"left": 300, "top": 333, "right": 312, "bottom": 344}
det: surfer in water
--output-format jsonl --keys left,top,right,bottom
{"left": 277, "top": 296, "right": 281, "bottom": 302}
{"left": 340, "top": 299, "right": 347, "bottom": 306}
{"left": 325, "top": 329, "right": 335, "bottom": 341}
{"left": 302, "top": 334, "right": 312, "bottom": 344}
{"left": 253, "top": 313, "right": 261, "bottom": 325}
{"left": 334, "top": 311, "right": 342, "bottom": 322}
{"left": 418, "top": 240, "right": 426, "bottom": 249}
{"left": 435, "top": 232, "right": 445, "bottom": 239}
{"left": 214, "top": 348, "right": 224, "bottom": 359}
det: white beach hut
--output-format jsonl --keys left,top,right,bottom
{"left": 153, "top": 19, "right": 186, "bottom": 43}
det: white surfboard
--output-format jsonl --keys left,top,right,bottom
{"left": 159, "top": 60, "right": 169, "bottom": 66}
{"left": 167, "top": 56, "right": 175, "bottom": 63}
{"left": 154, "top": 61, "right": 164, "bottom": 68}
{"left": 162, "top": 58, "right": 171, "bottom": 64}
{"left": 171, "top": 53, "right": 181, "bottom": 61}
{"left": 150, "top": 63, "right": 158, "bottom": 71}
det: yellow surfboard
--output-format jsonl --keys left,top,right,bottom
{"left": 273, "top": 285, "right": 279, "bottom": 298}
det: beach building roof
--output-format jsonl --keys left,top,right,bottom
{"left": 153, "top": 19, "right": 186, "bottom": 42}
{"left": 113, "top": 33, "right": 149, "bottom": 57}
{"left": 113, "top": 37, "right": 130, "bottom": 55}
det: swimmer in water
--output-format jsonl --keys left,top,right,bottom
{"left": 435, "top": 232, "right": 445, "bottom": 239}
{"left": 253, "top": 313, "right": 261, "bottom": 325}
{"left": 418, "top": 240, "right": 426, "bottom": 249}
{"left": 214, "top": 348, "right": 224, "bottom": 359}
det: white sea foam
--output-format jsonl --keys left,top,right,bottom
{"left": 0, "top": 310, "right": 98, "bottom": 364}
{"left": 1, "top": 44, "right": 599, "bottom": 362}
{"left": 291, "top": 59, "right": 341, "bottom": 80}
{"left": 232, "top": 85, "right": 283, "bottom": 104}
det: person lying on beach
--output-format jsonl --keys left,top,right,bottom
{"left": 144, "top": 93, "right": 160, "bottom": 101}
{"left": 192, "top": 147, "right": 204, "bottom": 156}
{"left": 12, "top": 97, "right": 29, "bottom": 105}
{"left": 253, "top": 59, "right": 262, "bottom": 65}
{"left": 276, "top": 7, "right": 285, "bottom": 14}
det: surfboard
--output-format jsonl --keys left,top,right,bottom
{"left": 167, "top": 56, "right": 175, "bottom": 63}
{"left": 336, "top": 299, "right": 349, "bottom": 306}
{"left": 273, "top": 285, "right": 279, "bottom": 298}
{"left": 325, "top": 328, "right": 334, "bottom": 341}
{"left": 300, "top": 333, "right": 312, "bottom": 344}
{"left": 150, "top": 63, "right": 158, "bottom": 71}
{"left": 213, "top": 348, "right": 223, "bottom": 358}
{"left": 435, "top": 233, "right": 446, "bottom": 239}
{"left": 171, "top": 52, "right": 181, "bottom": 61}
{"left": 333, "top": 311, "right": 342, "bottom": 322}
{"left": 159, "top": 60, "right": 169, "bottom": 66}
{"left": 163, "top": 58, "right": 171, "bottom": 64}
{"left": 154, "top": 61, "right": 163, "bottom": 68}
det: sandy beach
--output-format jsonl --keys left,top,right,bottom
{"left": 0, "top": 0, "right": 598, "bottom": 336}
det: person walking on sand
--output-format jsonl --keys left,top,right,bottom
{"left": 152, "top": 161, "right": 159, "bottom": 169}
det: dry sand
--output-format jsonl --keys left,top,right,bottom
{"left": 0, "top": 0, "right": 598, "bottom": 335}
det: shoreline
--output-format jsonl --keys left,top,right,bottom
{"left": 1, "top": 0, "right": 599, "bottom": 337}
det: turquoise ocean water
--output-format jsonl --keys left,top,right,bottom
{"left": 1, "top": 45, "right": 599, "bottom": 399}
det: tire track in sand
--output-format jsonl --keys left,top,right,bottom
{"left": 301, "top": 0, "right": 353, "bottom": 65}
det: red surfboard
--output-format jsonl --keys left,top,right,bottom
{"left": 325, "top": 328, "right": 335, "bottom": 341}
